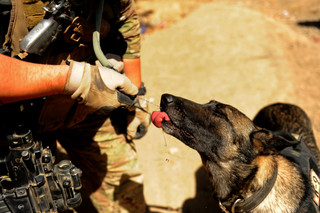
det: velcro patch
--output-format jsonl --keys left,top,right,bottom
{"left": 310, "top": 169, "right": 320, "bottom": 206}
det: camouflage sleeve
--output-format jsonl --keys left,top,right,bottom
{"left": 118, "top": 0, "right": 141, "bottom": 59}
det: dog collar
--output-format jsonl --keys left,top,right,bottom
{"left": 219, "top": 164, "right": 278, "bottom": 213}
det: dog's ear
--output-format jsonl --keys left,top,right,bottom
{"left": 251, "top": 129, "right": 300, "bottom": 154}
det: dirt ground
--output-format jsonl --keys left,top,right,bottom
{"left": 134, "top": 0, "right": 320, "bottom": 212}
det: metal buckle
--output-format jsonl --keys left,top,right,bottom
{"left": 63, "top": 17, "right": 90, "bottom": 43}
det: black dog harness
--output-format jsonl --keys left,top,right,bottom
{"left": 219, "top": 132, "right": 320, "bottom": 213}
{"left": 279, "top": 132, "right": 320, "bottom": 213}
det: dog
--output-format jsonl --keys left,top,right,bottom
{"left": 152, "top": 94, "right": 320, "bottom": 213}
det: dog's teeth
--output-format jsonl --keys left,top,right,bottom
{"left": 151, "top": 111, "right": 170, "bottom": 128}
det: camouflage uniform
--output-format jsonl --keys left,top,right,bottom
{"left": 1, "top": 0, "right": 147, "bottom": 212}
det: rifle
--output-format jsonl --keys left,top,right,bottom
{"left": 0, "top": 102, "right": 82, "bottom": 212}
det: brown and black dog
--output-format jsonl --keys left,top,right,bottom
{"left": 152, "top": 94, "right": 320, "bottom": 213}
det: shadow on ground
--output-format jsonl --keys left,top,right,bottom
{"left": 298, "top": 20, "right": 320, "bottom": 30}
{"left": 181, "top": 167, "right": 222, "bottom": 213}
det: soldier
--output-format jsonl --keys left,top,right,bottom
{"left": 0, "top": 0, "right": 150, "bottom": 212}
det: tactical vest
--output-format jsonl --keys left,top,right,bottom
{"left": 1, "top": 0, "right": 26, "bottom": 56}
{"left": 1, "top": 0, "right": 135, "bottom": 59}
{"left": 1, "top": 0, "right": 85, "bottom": 61}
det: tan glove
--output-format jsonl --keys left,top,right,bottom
{"left": 105, "top": 53, "right": 124, "bottom": 71}
{"left": 126, "top": 96, "right": 151, "bottom": 140}
{"left": 94, "top": 53, "right": 124, "bottom": 72}
{"left": 64, "top": 61, "right": 138, "bottom": 110}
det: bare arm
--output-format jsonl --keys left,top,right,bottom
{"left": 117, "top": 0, "right": 142, "bottom": 89}
{"left": 123, "top": 58, "right": 141, "bottom": 88}
{"left": 0, "top": 54, "right": 69, "bottom": 104}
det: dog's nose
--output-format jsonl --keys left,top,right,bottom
{"left": 161, "top": 94, "right": 174, "bottom": 105}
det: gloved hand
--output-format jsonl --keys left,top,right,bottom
{"left": 94, "top": 53, "right": 124, "bottom": 72}
{"left": 126, "top": 96, "right": 151, "bottom": 140}
{"left": 64, "top": 61, "right": 138, "bottom": 110}
{"left": 104, "top": 53, "right": 124, "bottom": 71}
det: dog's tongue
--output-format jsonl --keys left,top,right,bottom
{"left": 151, "top": 111, "right": 170, "bottom": 128}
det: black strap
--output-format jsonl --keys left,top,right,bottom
{"left": 234, "top": 165, "right": 278, "bottom": 212}
{"left": 138, "top": 82, "right": 146, "bottom": 96}
{"left": 220, "top": 165, "right": 278, "bottom": 213}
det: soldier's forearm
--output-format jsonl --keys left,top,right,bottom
{"left": 123, "top": 57, "right": 141, "bottom": 88}
{"left": 0, "top": 54, "right": 69, "bottom": 103}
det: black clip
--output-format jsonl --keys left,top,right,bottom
{"left": 117, "top": 91, "right": 137, "bottom": 106}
